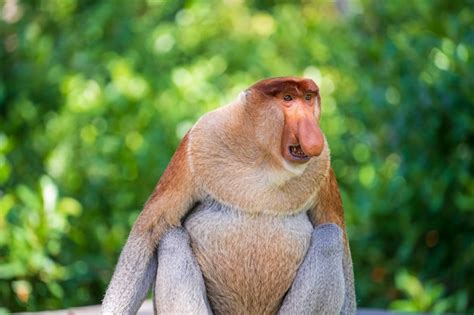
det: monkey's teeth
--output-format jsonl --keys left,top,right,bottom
{"left": 289, "top": 145, "right": 308, "bottom": 159}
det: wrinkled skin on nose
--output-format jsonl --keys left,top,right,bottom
{"left": 281, "top": 103, "right": 324, "bottom": 164}
{"left": 297, "top": 117, "right": 324, "bottom": 157}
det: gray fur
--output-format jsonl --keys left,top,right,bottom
{"left": 341, "top": 243, "right": 357, "bottom": 314}
{"left": 102, "top": 234, "right": 157, "bottom": 315}
{"left": 102, "top": 222, "right": 355, "bottom": 314}
{"left": 151, "top": 223, "right": 355, "bottom": 315}
{"left": 278, "top": 223, "right": 346, "bottom": 315}
{"left": 154, "top": 227, "right": 212, "bottom": 314}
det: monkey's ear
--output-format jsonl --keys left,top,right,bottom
{"left": 240, "top": 90, "right": 252, "bottom": 101}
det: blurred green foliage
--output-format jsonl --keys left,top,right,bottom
{"left": 0, "top": 0, "right": 473, "bottom": 312}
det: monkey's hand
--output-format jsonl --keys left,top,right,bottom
{"left": 278, "top": 223, "right": 354, "bottom": 315}
{"left": 154, "top": 227, "right": 212, "bottom": 314}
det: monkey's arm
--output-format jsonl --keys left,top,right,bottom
{"left": 310, "top": 168, "right": 356, "bottom": 314}
{"left": 154, "top": 227, "right": 212, "bottom": 314}
{"left": 280, "top": 168, "right": 356, "bottom": 315}
{"left": 278, "top": 223, "right": 345, "bottom": 314}
{"left": 102, "top": 135, "right": 200, "bottom": 314}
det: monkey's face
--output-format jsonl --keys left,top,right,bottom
{"left": 249, "top": 77, "right": 324, "bottom": 165}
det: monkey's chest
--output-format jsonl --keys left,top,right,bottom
{"left": 183, "top": 201, "right": 313, "bottom": 315}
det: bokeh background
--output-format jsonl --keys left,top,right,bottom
{"left": 1, "top": 0, "right": 473, "bottom": 313}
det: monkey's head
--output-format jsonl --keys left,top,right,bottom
{"left": 189, "top": 77, "right": 330, "bottom": 211}
{"left": 246, "top": 77, "right": 324, "bottom": 165}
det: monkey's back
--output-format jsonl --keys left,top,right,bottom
{"left": 184, "top": 200, "right": 313, "bottom": 315}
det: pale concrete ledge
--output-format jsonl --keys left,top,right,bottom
{"left": 15, "top": 300, "right": 420, "bottom": 315}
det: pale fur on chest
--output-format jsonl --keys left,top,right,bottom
{"left": 184, "top": 200, "right": 313, "bottom": 315}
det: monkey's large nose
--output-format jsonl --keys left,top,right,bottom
{"left": 297, "top": 119, "right": 324, "bottom": 157}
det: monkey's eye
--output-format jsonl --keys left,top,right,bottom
{"left": 305, "top": 94, "right": 312, "bottom": 101}
{"left": 283, "top": 95, "right": 293, "bottom": 101}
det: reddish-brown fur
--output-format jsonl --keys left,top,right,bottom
{"left": 134, "top": 133, "right": 199, "bottom": 247}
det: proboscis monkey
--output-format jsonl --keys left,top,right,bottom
{"left": 102, "top": 77, "right": 356, "bottom": 314}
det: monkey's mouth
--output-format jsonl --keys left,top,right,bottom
{"left": 289, "top": 144, "right": 310, "bottom": 161}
